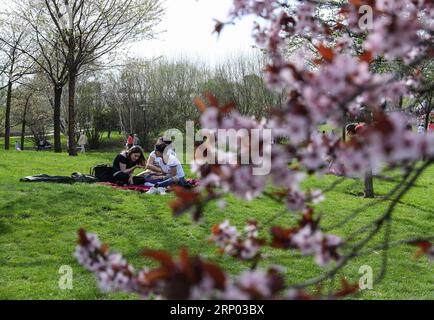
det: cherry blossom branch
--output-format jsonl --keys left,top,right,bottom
{"left": 287, "top": 160, "right": 432, "bottom": 289}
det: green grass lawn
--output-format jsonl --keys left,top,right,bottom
{"left": 0, "top": 148, "right": 433, "bottom": 300}
{"left": 2, "top": 131, "right": 126, "bottom": 152}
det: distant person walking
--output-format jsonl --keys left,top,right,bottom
{"left": 78, "top": 132, "right": 88, "bottom": 153}
{"left": 428, "top": 121, "right": 434, "bottom": 133}
{"left": 133, "top": 134, "right": 141, "bottom": 146}
{"left": 126, "top": 134, "right": 134, "bottom": 149}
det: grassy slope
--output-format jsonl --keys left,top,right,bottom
{"left": 4, "top": 132, "right": 126, "bottom": 152}
{"left": 0, "top": 148, "right": 433, "bottom": 300}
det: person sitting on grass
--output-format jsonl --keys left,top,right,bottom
{"left": 112, "top": 146, "right": 146, "bottom": 185}
{"left": 37, "top": 139, "right": 51, "bottom": 151}
{"left": 146, "top": 142, "right": 186, "bottom": 195}
{"left": 139, "top": 136, "right": 176, "bottom": 176}
{"left": 159, "top": 136, "right": 176, "bottom": 156}
{"left": 143, "top": 138, "right": 169, "bottom": 175}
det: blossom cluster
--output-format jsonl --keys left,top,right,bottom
{"left": 208, "top": 208, "right": 342, "bottom": 267}
{"left": 271, "top": 209, "right": 344, "bottom": 267}
{"left": 75, "top": 229, "right": 361, "bottom": 299}
{"left": 411, "top": 240, "right": 434, "bottom": 263}
{"left": 74, "top": 229, "right": 138, "bottom": 294}
{"left": 348, "top": 0, "right": 434, "bottom": 61}
{"left": 209, "top": 220, "right": 265, "bottom": 260}
{"left": 332, "top": 112, "right": 434, "bottom": 177}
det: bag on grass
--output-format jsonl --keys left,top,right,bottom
{"left": 71, "top": 172, "right": 99, "bottom": 183}
{"left": 20, "top": 174, "right": 75, "bottom": 184}
{"left": 90, "top": 164, "right": 116, "bottom": 182}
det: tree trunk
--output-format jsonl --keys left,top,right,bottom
{"left": 143, "top": 108, "right": 147, "bottom": 149}
{"left": 20, "top": 100, "right": 29, "bottom": 151}
{"left": 398, "top": 95, "right": 404, "bottom": 109}
{"left": 364, "top": 169, "right": 374, "bottom": 198}
{"left": 20, "top": 121, "right": 26, "bottom": 151}
{"left": 54, "top": 85, "right": 63, "bottom": 153}
{"left": 107, "top": 130, "right": 111, "bottom": 139}
{"left": 68, "top": 71, "right": 77, "bottom": 156}
{"left": 4, "top": 81, "right": 13, "bottom": 150}
{"left": 361, "top": 109, "right": 374, "bottom": 198}
{"left": 342, "top": 112, "right": 347, "bottom": 143}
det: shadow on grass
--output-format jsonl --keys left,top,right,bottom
{"left": 0, "top": 221, "right": 10, "bottom": 235}
{"left": 395, "top": 200, "right": 434, "bottom": 215}
{"left": 342, "top": 190, "right": 434, "bottom": 215}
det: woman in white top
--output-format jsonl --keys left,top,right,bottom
{"left": 146, "top": 142, "right": 186, "bottom": 190}
{"left": 145, "top": 150, "right": 167, "bottom": 174}
{"left": 142, "top": 137, "right": 176, "bottom": 174}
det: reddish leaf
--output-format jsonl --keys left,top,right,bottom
{"left": 77, "top": 228, "right": 90, "bottom": 246}
{"left": 410, "top": 241, "right": 432, "bottom": 258}
{"left": 317, "top": 44, "right": 335, "bottom": 63}
{"left": 169, "top": 198, "right": 187, "bottom": 215}
{"left": 144, "top": 268, "right": 172, "bottom": 285}
{"left": 349, "top": 0, "right": 375, "bottom": 6}
{"left": 247, "top": 219, "right": 258, "bottom": 227}
{"left": 339, "top": 7, "right": 349, "bottom": 16}
{"left": 302, "top": 207, "right": 315, "bottom": 223}
{"left": 267, "top": 269, "right": 286, "bottom": 294}
{"left": 170, "top": 186, "right": 202, "bottom": 218}
{"left": 313, "top": 58, "right": 324, "bottom": 65}
{"left": 243, "top": 286, "right": 266, "bottom": 299}
{"left": 332, "top": 279, "right": 359, "bottom": 298}
{"left": 205, "top": 92, "right": 219, "bottom": 108}
{"left": 264, "top": 64, "right": 279, "bottom": 74}
{"left": 211, "top": 224, "right": 220, "bottom": 235}
{"left": 372, "top": 111, "right": 394, "bottom": 136}
{"left": 213, "top": 19, "right": 224, "bottom": 35}
{"left": 220, "top": 101, "right": 236, "bottom": 113}
{"left": 202, "top": 262, "right": 226, "bottom": 290}
{"left": 334, "top": 21, "right": 344, "bottom": 31}
{"left": 172, "top": 185, "right": 201, "bottom": 203}
{"left": 193, "top": 97, "right": 207, "bottom": 113}
{"left": 270, "top": 226, "right": 297, "bottom": 248}
{"left": 359, "top": 51, "right": 373, "bottom": 63}
{"left": 142, "top": 250, "right": 176, "bottom": 270}
{"left": 411, "top": 241, "right": 432, "bottom": 250}
{"left": 100, "top": 244, "right": 109, "bottom": 255}
{"left": 287, "top": 64, "right": 303, "bottom": 81}
{"left": 179, "top": 248, "right": 195, "bottom": 281}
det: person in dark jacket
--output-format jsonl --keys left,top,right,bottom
{"left": 112, "top": 146, "right": 146, "bottom": 185}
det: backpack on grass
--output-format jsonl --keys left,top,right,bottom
{"left": 90, "top": 164, "right": 116, "bottom": 182}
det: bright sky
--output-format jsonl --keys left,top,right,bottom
{"left": 0, "top": 0, "right": 258, "bottom": 65}
{"left": 129, "top": 0, "right": 258, "bottom": 65}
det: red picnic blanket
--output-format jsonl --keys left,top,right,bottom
{"left": 101, "top": 179, "right": 200, "bottom": 193}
